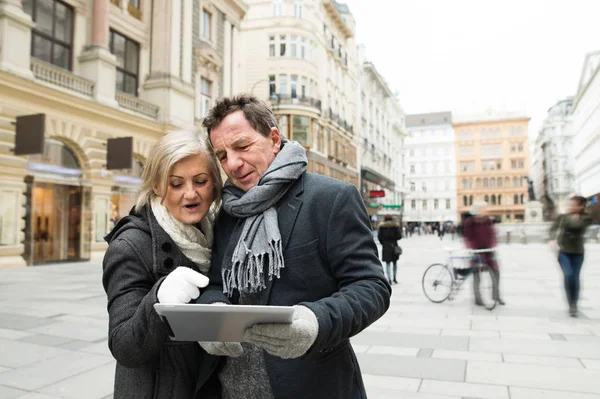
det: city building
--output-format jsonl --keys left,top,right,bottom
{"left": 357, "top": 58, "right": 406, "bottom": 218}
{"left": 453, "top": 111, "right": 531, "bottom": 223}
{"left": 403, "top": 112, "right": 457, "bottom": 227}
{"left": 0, "top": 0, "right": 246, "bottom": 267}
{"left": 531, "top": 98, "right": 575, "bottom": 218}
{"left": 235, "top": 0, "right": 360, "bottom": 187}
{"left": 571, "top": 49, "right": 600, "bottom": 202}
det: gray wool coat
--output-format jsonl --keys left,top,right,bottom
{"left": 198, "top": 172, "right": 392, "bottom": 399}
{"left": 102, "top": 206, "right": 220, "bottom": 399}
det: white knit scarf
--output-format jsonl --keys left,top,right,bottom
{"left": 150, "top": 196, "right": 214, "bottom": 274}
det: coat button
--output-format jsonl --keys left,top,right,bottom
{"left": 161, "top": 242, "right": 172, "bottom": 253}
{"left": 163, "top": 258, "right": 174, "bottom": 269}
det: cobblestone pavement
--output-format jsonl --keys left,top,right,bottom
{"left": 1, "top": 235, "right": 599, "bottom": 398}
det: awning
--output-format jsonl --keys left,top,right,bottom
{"left": 361, "top": 167, "right": 395, "bottom": 191}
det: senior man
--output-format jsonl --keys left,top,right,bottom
{"left": 198, "top": 94, "right": 391, "bottom": 399}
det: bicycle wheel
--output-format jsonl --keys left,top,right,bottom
{"left": 422, "top": 263, "right": 453, "bottom": 303}
{"left": 476, "top": 266, "right": 497, "bottom": 311}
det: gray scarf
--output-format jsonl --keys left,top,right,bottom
{"left": 221, "top": 140, "right": 307, "bottom": 296}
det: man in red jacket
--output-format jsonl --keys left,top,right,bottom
{"left": 463, "top": 201, "right": 505, "bottom": 306}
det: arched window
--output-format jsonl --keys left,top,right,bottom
{"left": 490, "top": 178, "right": 496, "bottom": 188}
{"left": 469, "top": 195, "right": 473, "bottom": 205}
{"left": 483, "top": 178, "right": 488, "bottom": 188}
{"left": 498, "top": 195, "right": 502, "bottom": 205}
{"left": 520, "top": 177, "right": 526, "bottom": 187}
{"left": 514, "top": 194, "right": 518, "bottom": 205}
{"left": 491, "top": 195, "right": 496, "bottom": 205}
{"left": 469, "top": 178, "right": 474, "bottom": 189}
{"left": 497, "top": 177, "right": 502, "bottom": 188}
{"left": 463, "top": 196, "right": 468, "bottom": 206}
{"left": 484, "top": 195, "right": 489, "bottom": 203}
{"left": 513, "top": 176, "right": 518, "bottom": 187}
{"left": 476, "top": 178, "right": 481, "bottom": 189}
{"left": 505, "top": 177, "right": 510, "bottom": 187}
{"left": 521, "top": 194, "right": 525, "bottom": 204}
{"left": 462, "top": 179, "right": 467, "bottom": 189}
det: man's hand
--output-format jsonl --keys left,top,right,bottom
{"left": 157, "top": 267, "right": 209, "bottom": 304}
{"left": 243, "top": 305, "right": 318, "bottom": 359}
{"left": 549, "top": 240, "right": 559, "bottom": 252}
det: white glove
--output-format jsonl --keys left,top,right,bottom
{"left": 157, "top": 267, "right": 209, "bottom": 304}
{"left": 243, "top": 305, "right": 318, "bottom": 359}
{"left": 198, "top": 302, "right": 244, "bottom": 357}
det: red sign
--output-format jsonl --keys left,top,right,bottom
{"left": 369, "top": 190, "right": 385, "bottom": 198}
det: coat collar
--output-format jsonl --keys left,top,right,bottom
{"left": 145, "top": 206, "right": 190, "bottom": 277}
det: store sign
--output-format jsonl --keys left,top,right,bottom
{"left": 369, "top": 190, "right": 385, "bottom": 198}
{"left": 15, "top": 113, "right": 45, "bottom": 155}
{"left": 383, "top": 204, "right": 402, "bottom": 209}
{"left": 107, "top": 137, "right": 133, "bottom": 170}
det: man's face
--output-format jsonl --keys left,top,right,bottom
{"left": 210, "top": 110, "right": 281, "bottom": 191}
{"left": 568, "top": 199, "right": 583, "bottom": 214}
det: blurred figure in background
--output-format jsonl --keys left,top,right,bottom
{"left": 462, "top": 201, "right": 505, "bottom": 306}
{"left": 549, "top": 195, "right": 594, "bottom": 317}
{"left": 378, "top": 214, "right": 402, "bottom": 284}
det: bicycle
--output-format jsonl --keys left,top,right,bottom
{"left": 422, "top": 248, "right": 498, "bottom": 310}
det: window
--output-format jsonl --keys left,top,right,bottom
{"left": 485, "top": 195, "right": 489, "bottom": 203}
{"left": 199, "top": 77, "right": 212, "bottom": 117}
{"left": 410, "top": 164, "right": 415, "bottom": 174}
{"left": 514, "top": 194, "right": 518, "bottom": 205}
{"left": 280, "top": 35, "right": 286, "bottom": 56}
{"left": 491, "top": 195, "right": 496, "bottom": 205}
{"left": 497, "top": 160, "right": 502, "bottom": 170}
{"left": 511, "top": 144, "right": 516, "bottom": 152}
{"left": 279, "top": 115, "right": 288, "bottom": 137}
{"left": 519, "top": 159, "right": 524, "bottom": 168}
{"left": 129, "top": 0, "right": 140, "bottom": 8}
{"left": 110, "top": 30, "right": 140, "bottom": 96}
{"left": 201, "top": 9, "right": 212, "bottom": 40}
{"left": 446, "top": 199, "right": 451, "bottom": 209}
{"left": 290, "top": 75, "right": 298, "bottom": 98}
{"left": 269, "top": 75, "right": 276, "bottom": 97}
{"left": 269, "top": 36, "right": 275, "bottom": 57}
{"left": 422, "top": 182, "right": 427, "bottom": 192}
{"left": 469, "top": 195, "right": 473, "bottom": 205}
{"left": 411, "top": 200, "right": 416, "bottom": 210}
{"left": 497, "top": 177, "right": 502, "bottom": 188}
{"left": 463, "top": 196, "right": 468, "bottom": 206}
{"left": 483, "top": 178, "right": 488, "bottom": 188}
{"left": 423, "top": 200, "right": 428, "bottom": 210}
{"left": 279, "top": 75, "right": 287, "bottom": 95}
{"left": 518, "top": 143, "right": 523, "bottom": 152}
{"left": 462, "top": 179, "right": 467, "bottom": 189}
{"left": 476, "top": 178, "right": 481, "bottom": 189}
{"left": 290, "top": 35, "right": 297, "bottom": 57}
{"left": 469, "top": 179, "right": 474, "bottom": 189}
{"left": 434, "top": 199, "right": 439, "bottom": 209}
{"left": 520, "top": 194, "right": 525, "bottom": 204}
{"left": 23, "top": 0, "right": 74, "bottom": 70}
{"left": 410, "top": 182, "right": 415, "bottom": 192}
{"left": 511, "top": 160, "right": 517, "bottom": 169}
{"left": 490, "top": 178, "right": 496, "bottom": 188}
{"left": 498, "top": 195, "right": 502, "bottom": 205}
{"left": 292, "top": 116, "right": 310, "bottom": 146}
{"left": 300, "top": 77, "right": 307, "bottom": 98}
{"left": 301, "top": 37, "right": 306, "bottom": 59}
{"left": 273, "top": 0, "right": 282, "bottom": 16}
{"left": 294, "top": 0, "right": 302, "bottom": 18}
{"left": 513, "top": 177, "right": 518, "bottom": 187}
{"left": 520, "top": 177, "right": 526, "bottom": 187}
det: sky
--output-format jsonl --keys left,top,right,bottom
{"left": 342, "top": 0, "right": 600, "bottom": 141}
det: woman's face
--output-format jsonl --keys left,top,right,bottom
{"left": 154, "top": 154, "right": 215, "bottom": 225}
{"left": 568, "top": 199, "right": 584, "bottom": 214}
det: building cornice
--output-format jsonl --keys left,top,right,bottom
{"left": 363, "top": 62, "right": 393, "bottom": 98}
{"left": 322, "top": 0, "right": 353, "bottom": 39}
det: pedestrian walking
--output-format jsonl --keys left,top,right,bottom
{"left": 438, "top": 223, "right": 445, "bottom": 240}
{"left": 378, "top": 214, "right": 402, "bottom": 284}
{"left": 102, "top": 131, "right": 224, "bottom": 398}
{"left": 462, "top": 201, "right": 505, "bottom": 306}
{"left": 197, "top": 95, "right": 391, "bottom": 398}
{"left": 549, "top": 195, "right": 594, "bottom": 317}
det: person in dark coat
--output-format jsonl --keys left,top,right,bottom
{"left": 378, "top": 214, "right": 402, "bottom": 284}
{"left": 549, "top": 195, "right": 594, "bottom": 317}
{"left": 197, "top": 95, "right": 391, "bottom": 399}
{"left": 102, "top": 130, "right": 223, "bottom": 399}
{"left": 462, "top": 201, "right": 505, "bottom": 306}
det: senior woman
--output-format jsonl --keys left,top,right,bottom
{"left": 102, "top": 130, "right": 223, "bottom": 398}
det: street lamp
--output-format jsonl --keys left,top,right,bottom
{"left": 250, "top": 79, "right": 268, "bottom": 94}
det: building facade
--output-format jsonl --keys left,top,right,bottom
{"left": 0, "top": 0, "right": 245, "bottom": 267}
{"left": 403, "top": 112, "right": 457, "bottom": 226}
{"left": 236, "top": 0, "right": 360, "bottom": 187}
{"left": 453, "top": 112, "right": 531, "bottom": 223}
{"left": 571, "top": 50, "right": 600, "bottom": 201}
{"left": 532, "top": 98, "right": 575, "bottom": 218}
{"left": 358, "top": 59, "right": 405, "bottom": 218}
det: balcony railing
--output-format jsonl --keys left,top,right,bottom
{"left": 31, "top": 58, "right": 94, "bottom": 97}
{"left": 270, "top": 94, "right": 322, "bottom": 112}
{"left": 116, "top": 91, "right": 159, "bottom": 119}
{"left": 327, "top": 108, "right": 353, "bottom": 134}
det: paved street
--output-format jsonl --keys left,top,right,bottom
{"left": 1, "top": 236, "right": 600, "bottom": 398}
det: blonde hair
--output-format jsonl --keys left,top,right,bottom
{"left": 470, "top": 200, "right": 488, "bottom": 216}
{"left": 135, "top": 130, "right": 223, "bottom": 212}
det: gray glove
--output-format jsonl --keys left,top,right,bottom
{"left": 198, "top": 303, "right": 244, "bottom": 357}
{"left": 243, "top": 305, "right": 318, "bottom": 359}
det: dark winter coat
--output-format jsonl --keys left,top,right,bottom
{"left": 198, "top": 172, "right": 391, "bottom": 399}
{"left": 549, "top": 213, "right": 593, "bottom": 254}
{"left": 463, "top": 216, "right": 498, "bottom": 270}
{"left": 102, "top": 206, "right": 220, "bottom": 399}
{"left": 378, "top": 221, "right": 402, "bottom": 263}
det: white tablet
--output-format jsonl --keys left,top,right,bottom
{"left": 153, "top": 303, "right": 295, "bottom": 342}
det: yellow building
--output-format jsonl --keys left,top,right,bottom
{"left": 0, "top": 0, "right": 245, "bottom": 268}
{"left": 453, "top": 112, "right": 531, "bottom": 223}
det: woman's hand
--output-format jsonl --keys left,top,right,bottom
{"left": 157, "top": 267, "right": 209, "bottom": 304}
